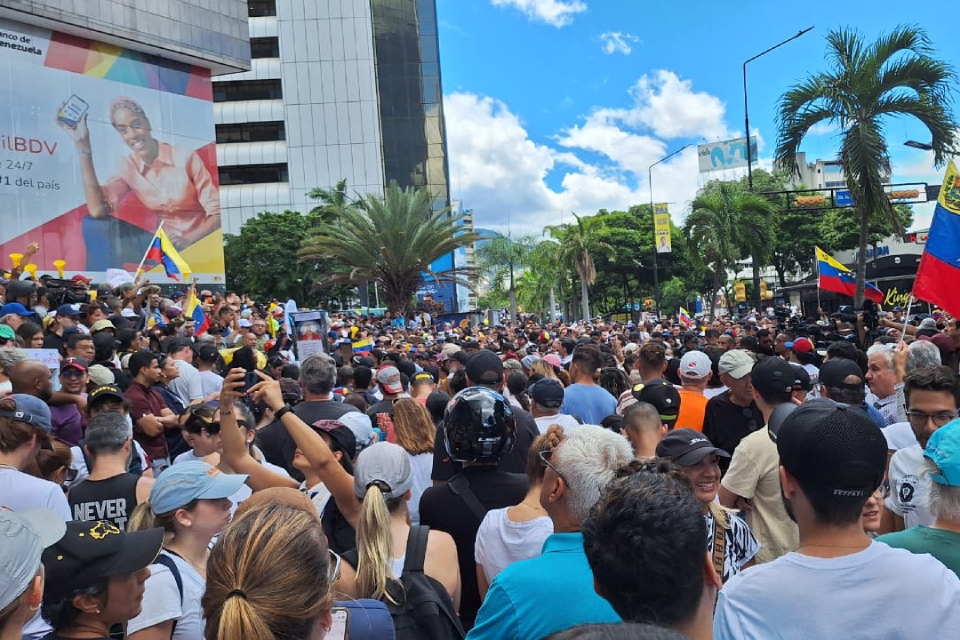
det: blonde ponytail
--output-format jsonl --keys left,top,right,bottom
{"left": 355, "top": 484, "right": 397, "bottom": 603}
{"left": 127, "top": 501, "right": 159, "bottom": 532}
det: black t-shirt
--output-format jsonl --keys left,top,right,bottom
{"left": 257, "top": 400, "right": 360, "bottom": 481}
{"left": 702, "top": 390, "right": 763, "bottom": 473}
{"left": 43, "top": 332, "right": 65, "bottom": 357}
{"left": 366, "top": 398, "right": 396, "bottom": 440}
{"left": 430, "top": 404, "right": 539, "bottom": 482}
{"left": 419, "top": 466, "right": 528, "bottom": 628}
{"left": 68, "top": 473, "right": 140, "bottom": 531}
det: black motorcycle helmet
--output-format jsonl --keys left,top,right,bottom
{"left": 442, "top": 387, "right": 516, "bottom": 463}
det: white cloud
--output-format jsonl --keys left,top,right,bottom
{"left": 629, "top": 70, "right": 730, "bottom": 140}
{"left": 599, "top": 32, "right": 639, "bottom": 55}
{"left": 490, "top": 0, "right": 587, "bottom": 27}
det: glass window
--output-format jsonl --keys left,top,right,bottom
{"left": 248, "top": 0, "right": 277, "bottom": 17}
{"left": 250, "top": 37, "right": 280, "bottom": 58}
{"left": 215, "top": 121, "right": 286, "bottom": 143}
{"left": 218, "top": 163, "right": 288, "bottom": 186}
{"left": 213, "top": 80, "right": 283, "bottom": 102}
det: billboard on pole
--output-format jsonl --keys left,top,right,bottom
{"left": 697, "top": 137, "right": 758, "bottom": 173}
{"left": 0, "top": 17, "right": 224, "bottom": 283}
{"left": 654, "top": 203, "right": 671, "bottom": 254}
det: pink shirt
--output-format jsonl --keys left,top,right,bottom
{"left": 102, "top": 142, "right": 220, "bottom": 241}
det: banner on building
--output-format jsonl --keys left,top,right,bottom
{"left": 697, "top": 137, "right": 758, "bottom": 173}
{"left": 653, "top": 203, "right": 671, "bottom": 254}
{"left": 0, "top": 17, "right": 224, "bottom": 283}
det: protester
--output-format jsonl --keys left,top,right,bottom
{"left": 818, "top": 357, "right": 886, "bottom": 429}
{"left": 562, "top": 345, "right": 617, "bottom": 424}
{"left": 529, "top": 378, "right": 581, "bottom": 433}
{"left": 866, "top": 343, "right": 900, "bottom": 425}
{"left": 50, "top": 358, "right": 88, "bottom": 446}
{"left": 702, "top": 350, "right": 762, "bottom": 473}
{"left": 125, "top": 351, "right": 180, "bottom": 471}
{"left": 675, "top": 350, "right": 711, "bottom": 431}
{"left": 628, "top": 379, "right": 680, "bottom": 433}
{"left": 390, "top": 397, "right": 436, "bottom": 525}
{"left": 619, "top": 402, "right": 666, "bottom": 458}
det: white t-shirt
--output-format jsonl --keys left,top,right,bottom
{"left": 704, "top": 386, "right": 728, "bottom": 399}
{"left": 128, "top": 550, "right": 205, "bottom": 640}
{"left": 882, "top": 421, "right": 917, "bottom": 451}
{"left": 802, "top": 363, "right": 820, "bottom": 398}
{"left": 534, "top": 413, "right": 582, "bottom": 434}
{"left": 407, "top": 451, "right": 433, "bottom": 526}
{"left": 474, "top": 507, "right": 553, "bottom": 585}
{"left": 714, "top": 542, "right": 960, "bottom": 639}
{"left": 885, "top": 444, "right": 934, "bottom": 528}
{"left": 169, "top": 360, "right": 204, "bottom": 405}
{"left": 199, "top": 370, "right": 223, "bottom": 397}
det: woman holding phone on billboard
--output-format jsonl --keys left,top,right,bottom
{"left": 57, "top": 96, "right": 221, "bottom": 269}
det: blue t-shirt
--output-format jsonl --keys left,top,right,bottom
{"left": 467, "top": 533, "right": 620, "bottom": 640}
{"left": 562, "top": 384, "right": 618, "bottom": 424}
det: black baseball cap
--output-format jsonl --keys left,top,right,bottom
{"left": 656, "top": 428, "right": 730, "bottom": 465}
{"left": 311, "top": 420, "right": 358, "bottom": 459}
{"left": 791, "top": 364, "right": 812, "bottom": 392}
{"left": 750, "top": 357, "right": 795, "bottom": 397}
{"left": 465, "top": 350, "right": 504, "bottom": 385}
{"left": 530, "top": 378, "right": 564, "bottom": 409}
{"left": 87, "top": 384, "right": 125, "bottom": 406}
{"left": 42, "top": 520, "right": 163, "bottom": 601}
{"left": 819, "top": 358, "right": 865, "bottom": 389}
{"left": 631, "top": 379, "right": 680, "bottom": 425}
{"left": 776, "top": 398, "right": 887, "bottom": 499}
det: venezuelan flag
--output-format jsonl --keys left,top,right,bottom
{"left": 142, "top": 228, "right": 191, "bottom": 282}
{"left": 678, "top": 307, "right": 694, "bottom": 325}
{"left": 915, "top": 160, "right": 960, "bottom": 318}
{"left": 184, "top": 290, "right": 210, "bottom": 335}
{"left": 815, "top": 246, "right": 883, "bottom": 303}
{"left": 353, "top": 338, "right": 373, "bottom": 353}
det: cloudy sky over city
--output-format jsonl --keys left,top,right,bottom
{"left": 436, "top": 0, "right": 958, "bottom": 233}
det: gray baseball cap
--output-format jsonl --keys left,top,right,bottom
{"left": 353, "top": 442, "right": 413, "bottom": 500}
{"left": 0, "top": 508, "right": 66, "bottom": 610}
{"left": 5, "top": 394, "right": 53, "bottom": 434}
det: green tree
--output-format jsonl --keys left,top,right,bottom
{"left": 476, "top": 233, "right": 534, "bottom": 322}
{"left": 298, "top": 181, "right": 479, "bottom": 316}
{"left": 516, "top": 240, "right": 563, "bottom": 321}
{"left": 549, "top": 213, "right": 613, "bottom": 321}
{"left": 776, "top": 25, "right": 956, "bottom": 304}
{"left": 307, "top": 179, "right": 354, "bottom": 221}
{"left": 819, "top": 204, "right": 914, "bottom": 252}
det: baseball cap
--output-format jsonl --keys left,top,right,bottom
{"left": 543, "top": 353, "right": 563, "bottom": 368}
{"left": 656, "top": 428, "right": 730, "bottom": 466}
{"left": 919, "top": 333, "right": 959, "bottom": 362}
{"left": 148, "top": 461, "right": 249, "bottom": 514}
{"left": 412, "top": 372, "right": 435, "bottom": 386}
{"left": 776, "top": 398, "right": 886, "bottom": 498}
{"left": 0, "top": 325, "right": 14, "bottom": 341}
{"left": 61, "top": 357, "right": 88, "bottom": 372}
{"left": 42, "top": 520, "right": 163, "bottom": 602}
{"left": 786, "top": 338, "right": 814, "bottom": 354}
{"left": 71, "top": 274, "right": 93, "bottom": 283}
{"left": 465, "top": 350, "right": 504, "bottom": 385}
{"left": 678, "top": 350, "right": 711, "bottom": 379}
{"left": 239, "top": 318, "right": 252, "bottom": 328}
{"left": 0, "top": 302, "right": 35, "bottom": 317}
{"left": 353, "top": 441, "right": 413, "bottom": 500}
{"left": 919, "top": 317, "right": 938, "bottom": 331}
{"left": 352, "top": 355, "right": 376, "bottom": 367}
{"left": 440, "top": 343, "right": 462, "bottom": 362}
{"left": 718, "top": 349, "right": 755, "bottom": 379}
{"left": 376, "top": 366, "right": 403, "bottom": 394}
{"left": 90, "top": 319, "right": 115, "bottom": 333}
{"left": 5, "top": 394, "right": 52, "bottom": 434}
{"left": 630, "top": 379, "right": 680, "bottom": 424}
{"left": 503, "top": 358, "right": 522, "bottom": 370}
{"left": 336, "top": 412, "right": 376, "bottom": 456}
{"left": 925, "top": 418, "right": 960, "bottom": 486}
{"left": 819, "top": 358, "right": 865, "bottom": 389}
{"left": 530, "top": 378, "right": 565, "bottom": 409}
{"left": 88, "top": 384, "right": 124, "bottom": 406}
{"left": 791, "top": 363, "right": 812, "bottom": 392}
{"left": 0, "top": 508, "right": 66, "bottom": 611}
{"left": 312, "top": 419, "right": 358, "bottom": 458}
{"left": 56, "top": 303, "right": 83, "bottom": 317}
{"left": 750, "top": 356, "right": 796, "bottom": 397}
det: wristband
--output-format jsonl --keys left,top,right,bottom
{"left": 275, "top": 404, "right": 294, "bottom": 420}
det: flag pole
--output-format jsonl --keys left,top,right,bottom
{"left": 902, "top": 293, "right": 914, "bottom": 338}
{"left": 133, "top": 221, "right": 164, "bottom": 279}
{"left": 815, "top": 248, "right": 822, "bottom": 317}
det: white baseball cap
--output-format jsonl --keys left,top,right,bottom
{"left": 679, "top": 350, "right": 712, "bottom": 379}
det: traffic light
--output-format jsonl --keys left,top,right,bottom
{"left": 760, "top": 281, "right": 768, "bottom": 298}
{"left": 795, "top": 195, "right": 826, "bottom": 207}
{"left": 888, "top": 189, "right": 920, "bottom": 200}
{"left": 734, "top": 281, "right": 746, "bottom": 302}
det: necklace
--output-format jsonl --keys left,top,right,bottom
{"left": 519, "top": 500, "right": 545, "bottom": 511}
{"left": 167, "top": 546, "right": 208, "bottom": 577}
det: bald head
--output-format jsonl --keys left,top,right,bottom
{"left": 10, "top": 360, "right": 53, "bottom": 401}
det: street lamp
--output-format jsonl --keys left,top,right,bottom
{"left": 743, "top": 26, "right": 814, "bottom": 190}
{"left": 648, "top": 144, "right": 692, "bottom": 315}
{"left": 904, "top": 140, "right": 934, "bottom": 151}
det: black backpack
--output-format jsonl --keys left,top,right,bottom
{"left": 344, "top": 525, "right": 464, "bottom": 640}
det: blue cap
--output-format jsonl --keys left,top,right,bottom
{"left": 5, "top": 394, "right": 53, "bottom": 434}
{"left": 56, "top": 303, "right": 83, "bottom": 317}
{"left": 925, "top": 418, "right": 960, "bottom": 486}
{"left": 149, "top": 461, "right": 248, "bottom": 514}
{"left": 0, "top": 302, "right": 35, "bottom": 317}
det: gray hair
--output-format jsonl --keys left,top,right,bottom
{"left": 84, "top": 412, "right": 133, "bottom": 456}
{"left": 300, "top": 352, "right": 337, "bottom": 395}
{"left": 924, "top": 457, "right": 960, "bottom": 521}
{"left": 0, "top": 348, "right": 27, "bottom": 376}
{"left": 866, "top": 343, "right": 895, "bottom": 371}
{"left": 554, "top": 424, "right": 634, "bottom": 524}
{"left": 907, "top": 341, "right": 942, "bottom": 372}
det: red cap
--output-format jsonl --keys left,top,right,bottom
{"left": 71, "top": 274, "right": 92, "bottom": 283}
{"left": 790, "top": 338, "right": 814, "bottom": 354}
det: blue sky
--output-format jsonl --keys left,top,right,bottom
{"left": 436, "top": 0, "right": 958, "bottom": 233}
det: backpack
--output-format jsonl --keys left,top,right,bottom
{"left": 152, "top": 552, "right": 184, "bottom": 635}
{"left": 344, "top": 525, "right": 465, "bottom": 640}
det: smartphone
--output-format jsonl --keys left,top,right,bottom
{"left": 57, "top": 95, "right": 89, "bottom": 128}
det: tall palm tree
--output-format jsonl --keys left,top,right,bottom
{"left": 685, "top": 183, "right": 745, "bottom": 317}
{"left": 549, "top": 213, "right": 613, "bottom": 322}
{"left": 299, "top": 181, "right": 479, "bottom": 316}
{"left": 776, "top": 26, "right": 956, "bottom": 304}
{"left": 737, "top": 193, "right": 778, "bottom": 311}
{"left": 308, "top": 178, "right": 356, "bottom": 222}
{"left": 476, "top": 233, "right": 534, "bottom": 322}
{"left": 517, "top": 240, "right": 563, "bottom": 321}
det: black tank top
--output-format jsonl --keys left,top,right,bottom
{"left": 68, "top": 473, "right": 140, "bottom": 531}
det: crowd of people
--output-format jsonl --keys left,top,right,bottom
{"left": 3, "top": 268, "right": 960, "bottom": 640}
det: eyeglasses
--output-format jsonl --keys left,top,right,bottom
{"left": 329, "top": 550, "right": 341, "bottom": 584}
{"left": 905, "top": 407, "right": 960, "bottom": 428}
{"left": 65, "top": 467, "right": 78, "bottom": 482}
{"left": 0, "top": 338, "right": 9, "bottom": 346}
{"left": 539, "top": 449, "right": 566, "bottom": 483}
{"left": 873, "top": 480, "right": 891, "bottom": 500}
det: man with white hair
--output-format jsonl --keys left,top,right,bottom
{"left": 468, "top": 425, "right": 633, "bottom": 640}
{"left": 866, "top": 343, "right": 900, "bottom": 425}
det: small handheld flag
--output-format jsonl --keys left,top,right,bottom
{"left": 678, "top": 307, "right": 694, "bottom": 326}
{"left": 815, "top": 246, "right": 883, "bottom": 303}
{"left": 141, "top": 228, "right": 191, "bottom": 282}
{"left": 184, "top": 289, "right": 210, "bottom": 335}
{"left": 353, "top": 338, "right": 374, "bottom": 353}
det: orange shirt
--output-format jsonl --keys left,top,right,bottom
{"left": 677, "top": 389, "right": 709, "bottom": 431}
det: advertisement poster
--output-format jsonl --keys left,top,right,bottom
{"left": 0, "top": 18, "right": 224, "bottom": 283}
{"left": 697, "top": 137, "right": 758, "bottom": 173}
{"left": 653, "top": 203, "right": 672, "bottom": 254}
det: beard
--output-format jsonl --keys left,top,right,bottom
{"left": 781, "top": 486, "right": 797, "bottom": 523}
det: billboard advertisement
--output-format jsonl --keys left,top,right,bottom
{"left": 697, "top": 137, "right": 758, "bottom": 173}
{"left": 0, "top": 18, "right": 224, "bottom": 283}
{"left": 653, "top": 203, "right": 672, "bottom": 254}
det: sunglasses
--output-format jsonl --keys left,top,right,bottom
{"left": 329, "top": 550, "right": 341, "bottom": 584}
{"left": 539, "top": 449, "right": 566, "bottom": 483}
{"left": 61, "top": 369, "right": 86, "bottom": 378}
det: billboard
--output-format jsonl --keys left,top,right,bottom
{"left": 697, "top": 137, "right": 758, "bottom": 173}
{"left": 0, "top": 18, "right": 224, "bottom": 283}
{"left": 653, "top": 203, "right": 671, "bottom": 254}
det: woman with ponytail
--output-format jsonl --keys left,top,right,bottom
{"left": 202, "top": 504, "right": 334, "bottom": 640}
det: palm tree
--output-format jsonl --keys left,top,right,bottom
{"left": 685, "top": 183, "right": 745, "bottom": 317}
{"left": 476, "top": 233, "right": 534, "bottom": 322}
{"left": 299, "top": 181, "right": 479, "bottom": 316}
{"left": 549, "top": 213, "right": 613, "bottom": 322}
{"left": 517, "top": 240, "right": 563, "bottom": 321}
{"left": 776, "top": 26, "right": 956, "bottom": 304}
{"left": 736, "top": 193, "right": 778, "bottom": 311}
{"left": 308, "top": 179, "right": 355, "bottom": 222}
